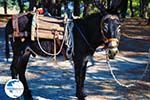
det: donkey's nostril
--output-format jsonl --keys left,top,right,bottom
{"left": 110, "top": 48, "right": 118, "bottom": 53}
{"left": 108, "top": 48, "right": 119, "bottom": 59}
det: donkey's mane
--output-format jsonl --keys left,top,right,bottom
{"left": 83, "top": 12, "right": 102, "bottom": 20}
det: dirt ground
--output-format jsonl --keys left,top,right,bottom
{"left": 0, "top": 17, "right": 149, "bottom": 100}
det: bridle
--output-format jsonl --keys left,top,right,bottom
{"left": 100, "top": 14, "right": 120, "bottom": 49}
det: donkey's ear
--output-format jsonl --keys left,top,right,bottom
{"left": 94, "top": 0, "right": 107, "bottom": 15}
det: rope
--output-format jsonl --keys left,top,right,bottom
{"left": 139, "top": 48, "right": 150, "bottom": 80}
{"left": 53, "top": 34, "right": 57, "bottom": 61}
{"left": 35, "top": 13, "right": 67, "bottom": 56}
{"left": 105, "top": 48, "right": 150, "bottom": 88}
{"left": 25, "top": 47, "right": 38, "bottom": 56}
{"left": 65, "top": 19, "right": 74, "bottom": 59}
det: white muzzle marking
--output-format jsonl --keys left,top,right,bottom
{"left": 108, "top": 41, "right": 118, "bottom": 48}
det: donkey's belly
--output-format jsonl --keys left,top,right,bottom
{"left": 30, "top": 39, "right": 65, "bottom": 57}
{"left": 30, "top": 40, "right": 55, "bottom": 57}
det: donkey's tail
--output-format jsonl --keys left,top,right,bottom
{"left": 5, "top": 19, "right": 12, "bottom": 61}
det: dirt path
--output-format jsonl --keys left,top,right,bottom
{"left": 0, "top": 18, "right": 149, "bottom": 100}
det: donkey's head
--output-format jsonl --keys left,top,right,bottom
{"left": 96, "top": 1, "right": 121, "bottom": 59}
{"left": 101, "top": 14, "right": 121, "bottom": 59}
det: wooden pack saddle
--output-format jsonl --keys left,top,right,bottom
{"left": 12, "top": 12, "right": 65, "bottom": 40}
{"left": 31, "top": 14, "right": 65, "bottom": 41}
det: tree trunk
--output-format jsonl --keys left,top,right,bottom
{"left": 29, "top": 0, "right": 36, "bottom": 11}
{"left": 83, "top": 4, "right": 89, "bottom": 17}
{"left": 129, "top": 0, "right": 134, "bottom": 17}
{"left": 107, "top": 0, "right": 111, "bottom": 9}
{"left": 44, "top": 0, "right": 56, "bottom": 16}
{"left": 147, "top": 17, "right": 150, "bottom": 25}
{"left": 17, "top": 0, "right": 24, "bottom": 13}
{"left": 120, "top": 0, "right": 128, "bottom": 18}
{"left": 140, "top": 0, "right": 149, "bottom": 18}
{"left": 82, "top": 0, "right": 90, "bottom": 17}
{"left": 4, "top": 0, "right": 7, "bottom": 14}
{"left": 56, "top": 0, "right": 62, "bottom": 16}
{"left": 140, "top": 0, "right": 144, "bottom": 18}
{"left": 74, "top": 0, "right": 80, "bottom": 16}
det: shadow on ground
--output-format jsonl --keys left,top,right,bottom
{"left": 0, "top": 18, "right": 150, "bottom": 100}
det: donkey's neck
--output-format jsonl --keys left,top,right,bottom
{"left": 80, "top": 13, "right": 105, "bottom": 49}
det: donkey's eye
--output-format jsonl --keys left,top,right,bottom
{"left": 104, "top": 23, "right": 108, "bottom": 31}
{"left": 117, "top": 25, "right": 121, "bottom": 29}
{"left": 117, "top": 26, "right": 121, "bottom": 33}
{"left": 104, "top": 23, "right": 108, "bottom": 27}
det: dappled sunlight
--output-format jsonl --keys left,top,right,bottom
{"left": 0, "top": 18, "right": 149, "bottom": 99}
{"left": 120, "top": 18, "right": 150, "bottom": 54}
{"left": 85, "top": 95, "right": 122, "bottom": 100}
{"left": 0, "top": 76, "right": 11, "bottom": 84}
{"left": 0, "top": 49, "right": 149, "bottom": 99}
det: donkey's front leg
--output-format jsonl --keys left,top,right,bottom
{"left": 74, "top": 56, "right": 88, "bottom": 100}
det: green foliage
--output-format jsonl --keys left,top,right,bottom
{"left": 0, "top": 0, "right": 4, "bottom": 6}
{"left": 0, "top": 0, "right": 149, "bottom": 17}
{"left": 130, "top": 0, "right": 140, "bottom": 16}
{"left": 24, "top": 2, "right": 29, "bottom": 11}
{"left": 0, "top": 0, "right": 18, "bottom": 9}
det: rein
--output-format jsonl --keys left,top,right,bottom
{"left": 105, "top": 48, "right": 150, "bottom": 88}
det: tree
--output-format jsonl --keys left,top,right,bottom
{"left": 55, "top": 0, "right": 62, "bottom": 16}
{"left": 108, "top": 0, "right": 128, "bottom": 18}
{"left": 147, "top": 17, "right": 150, "bottom": 24}
{"left": 74, "top": 0, "right": 80, "bottom": 16}
{"left": 107, "top": 0, "right": 111, "bottom": 9}
{"left": 4, "top": 0, "right": 7, "bottom": 14}
{"left": 120, "top": 0, "right": 128, "bottom": 18}
{"left": 17, "top": 0, "right": 24, "bottom": 13}
{"left": 129, "top": 0, "right": 134, "bottom": 17}
{"left": 29, "top": 0, "right": 37, "bottom": 11}
{"left": 82, "top": 0, "right": 91, "bottom": 16}
{"left": 139, "top": 0, "right": 149, "bottom": 18}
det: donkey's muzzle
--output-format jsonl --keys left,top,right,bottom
{"left": 107, "top": 39, "right": 119, "bottom": 59}
{"left": 108, "top": 47, "right": 118, "bottom": 59}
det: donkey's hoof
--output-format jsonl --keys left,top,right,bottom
{"left": 76, "top": 93, "right": 87, "bottom": 100}
{"left": 24, "top": 96, "right": 33, "bottom": 100}
{"left": 78, "top": 97, "right": 86, "bottom": 100}
{"left": 23, "top": 90, "right": 33, "bottom": 100}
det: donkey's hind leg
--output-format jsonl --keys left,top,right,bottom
{"left": 17, "top": 50, "right": 32, "bottom": 100}
{"left": 10, "top": 48, "right": 32, "bottom": 100}
{"left": 10, "top": 55, "right": 20, "bottom": 79}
